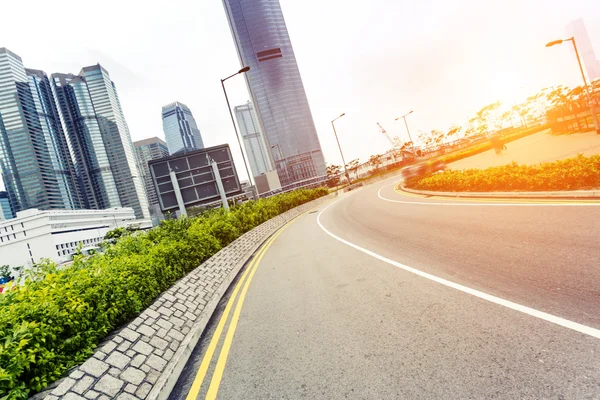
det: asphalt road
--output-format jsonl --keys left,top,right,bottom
{"left": 171, "top": 177, "right": 600, "bottom": 399}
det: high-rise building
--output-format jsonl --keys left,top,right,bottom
{"left": 133, "top": 137, "right": 169, "bottom": 222}
{"left": 162, "top": 102, "right": 203, "bottom": 155}
{"left": 51, "top": 65, "right": 150, "bottom": 220}
{"left": 0, "top": 191, "right": 13, "bottom": 220}
{"left": 234, "top": 101, "right": 273, "bottom": 177}
{"left": 222, "top": 0, "right": 326, "bottom": 186}
{"left": 566, "top": 19, "right": 600, "bottom": 81}
{"left": 0, "top": 48, "right": 149, "bottom": 220}
{"left": 0, "top": 48, "right": 82, "bottom": 215}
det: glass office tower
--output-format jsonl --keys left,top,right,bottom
{"left": 222, "top": 0, "right": 326, "bottom": 186}
{"left": 234, "top": 101, "right": 273, "bottom": 177}
{"left": 162, "top": 102, "right": 204, "bottom": 155}
{"left": 79, "top": 65, "right": 149, "bottom": 220}
{"left": 133, "top": 137, "right": 169, "bottom": 207}
{"left": 52, "top": 73, "right": 122, "bottom": 211}
{"left": 0, "top": 48, "right": 81, "bottom": 214}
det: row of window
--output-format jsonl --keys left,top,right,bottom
{"left": 0, "top": 230, "right": 25, "bottom": 243}
{"left": 55, "top": 236, "right": 102, "bottom": 252}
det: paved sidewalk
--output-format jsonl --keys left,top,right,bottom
{"left": 450, "top": 129, "right": 600, "bottom": 170}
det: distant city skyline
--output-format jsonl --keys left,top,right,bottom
{"left": 162, "top": 101, "right": 204, "bottom": 155}
{"left": 0, "top": 48, "right": 149, "bottom": 219}
{"left": 2, "top": 0, "right": 598, "bottom": 174}
{"left": 234, "top": 101, "right": 273, "bottom": 178}
{"left": 223, "top": 0, "right": 327, "bottom": 186}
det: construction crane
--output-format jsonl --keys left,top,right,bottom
{"left": 377, "top": 122, "right": 402, "bottom": 149}
{"left": 377, "top": 122, "right": 417, "bottom": 160}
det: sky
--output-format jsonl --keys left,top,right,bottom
{"left": 2, "top": 0, "right": 599, "bottom": 180}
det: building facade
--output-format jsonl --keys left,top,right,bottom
{"left": 222, "top": 0, "right": 326, "bottom": 186}
{"left": 162, "top": 102, "right": 203, "bottom": 155}
{"left": 0, "top": 48, "right": 82, "bottom": 214}
{"left": 566, "top": 19, "right": 600, "bottom": 81}
{"left": 134, "top": 137, "right": 169, "bottom": 223}
{"left": 0, "top": 207, "right": 140, "bottom": 269}
{"left": 234, "top": 101, "right": 273, "bottom": 177}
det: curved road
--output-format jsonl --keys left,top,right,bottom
{"left": 171, "top": 176, "right": 600, "bottom": 399}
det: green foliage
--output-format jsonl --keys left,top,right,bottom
{"left": 0, "top": 265, "right": 10, "bottom": 280}
{"left": 0, "top": 188, "right": 328, "bottom": 399}
{"left": 406, "top": 154, "right": 600, "bottom": 192}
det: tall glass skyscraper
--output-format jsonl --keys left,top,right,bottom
{"left": 162, "top": 102, "right": 203, "bottom": 155}
{"left": 0, "top": 48, "right": 81, "bottom": 214}
{"left": 0, "top": 48, "right": 149, "bottom": 220}
{"left": 234, "top": 101, "right": 273, "bottom": 177}
{"left": 133, "top": 137, "right": 169, "bottom": 208}
{"left": 222, "top": 0, "right": 326, "bottom": 186}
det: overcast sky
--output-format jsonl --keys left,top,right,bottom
{"left": 2, "top": 0, "right": 599, "bottom": 179}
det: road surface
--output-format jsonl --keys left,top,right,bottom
{"left": 450, "top": 128, "right": 600, "bottom": 170}
{"left": 171, "top": 176, "right": 600, "bottom": 399}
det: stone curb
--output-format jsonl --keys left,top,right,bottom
{"left": 400, "top": 186, "right": 600, "bottom": 199}
{"left": 42, "top": 194, "right": 335, "bottom": 400}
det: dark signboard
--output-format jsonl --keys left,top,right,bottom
{"left": 148, "top": 144, "right": 242, "bottom": 212}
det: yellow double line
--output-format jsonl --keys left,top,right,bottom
{"left": 185, "top": 219, "right": 294, "bottom": 400}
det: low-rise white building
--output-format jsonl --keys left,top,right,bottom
{"left": 0, "top": 208, "right": 147, "bottom": 269}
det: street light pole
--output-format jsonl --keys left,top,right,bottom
{"left": 546, "top": 37, "right": 600, "bottom": 134}
{"left": 331, "top": 113, "right": 351, "bottom": 185}
{"left": 221, "top": 66, "right": 256, "bottom": 197}
{"left": 395, "top": 110, "right": 414, "bottom": 143}
{"left": 271, "top": 144, "right": 290, "bottom": 186}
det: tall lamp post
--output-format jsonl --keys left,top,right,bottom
{"left": 395, "top": 110, "right": 414, "bottom": 143}
{"left": 271, "top": 144, "right": 290, "bottom": 185}
{"left": 221, "top": 66, "right": 256, "bottom": 196}
{"left": 331, "top": 113, "right": 351, "bottom": 185}
{"left": 546, "top": 37, "right": 600, "bottom": 134}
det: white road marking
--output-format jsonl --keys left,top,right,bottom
{"left": 377, "top": 184, "right": 600, "bottom": 206}
{"left": 316, "top": 199, "right": 600, "bottom": 340}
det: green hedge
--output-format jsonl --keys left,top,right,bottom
{"left": 0, "top": 188, "right": 328, "bottom": 399}
{"left": 405, "top": 154, "right": 600, "bottom": 192}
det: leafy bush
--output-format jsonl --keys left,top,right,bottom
{"left": 0, "top": 188, "right": 328, "bottom": 399}
{"left": 405, "top": 154, "right": 600, "bottom": 192}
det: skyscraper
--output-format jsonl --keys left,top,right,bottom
{"left": 234, "top": 101, "right": 273, "bottom": 177}
{"left": 0, "top": 48, "right": 81, "bottom": 214}
{"left": 566, "top": 19, "right": 600, "bottom": 81}
{"left": 0, "top": 191, "right": 13, "bottom": 220}
{"left": 222, "top": 0, "right": 326, "bottom": 186}
{"left": 162, "top": 102, "right": 203, "bottom": 155}
{"left": 0, "top": 48, "right": 149, "bottom": 220}
{"left": 133, "top": 137, "right": 169, "bottom": 221}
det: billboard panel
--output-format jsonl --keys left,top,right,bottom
{"left": 148, "top": 144, "right": 242, "bottom": 212}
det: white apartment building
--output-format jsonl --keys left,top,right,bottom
{"left": 0, "top": 207, "right": 146, "bottom": 269}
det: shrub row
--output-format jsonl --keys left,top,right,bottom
{"left": 0, "top": 187, "right": 328, "bottom": 399}
{"left": 405, "top": 154, "right": 600, "bottom": 192}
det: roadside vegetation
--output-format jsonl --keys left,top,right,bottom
{"left": 405, "top": 154, "right": 600, "bottom": 192}
{"left": 0, "top": 187, "right": 328, "bottom": 399}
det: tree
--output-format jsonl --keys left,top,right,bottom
{"left": 346, "top": 159, "right": 360, "bottom": 179}
{"left": 326, "top": 164, "right": 341, "bottom": 187}
{"left": 0, "top": 265, "right": 11, "bottom": 280}
{"left": 368, "top": 154, "right": 382, "bottom": 173}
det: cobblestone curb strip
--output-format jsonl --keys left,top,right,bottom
{"left": 400, "top": 186, "right": 600, "bottom": 199}
{"left": 42, "top": 195, "right": 334, "bottom": 400}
